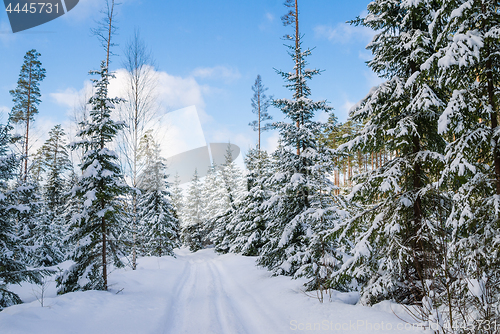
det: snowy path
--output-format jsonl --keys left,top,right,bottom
{"left": 1, "top": 249, "right": 427, "bottom": 334}
{"left": 161, "top": 251, "right": 284, "bottom": 334}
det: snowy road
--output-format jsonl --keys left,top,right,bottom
{"left": 1, "top": 249, "right": 427, "bottom": 334}
{"left": 160, "top": 251, "right": 284, "bottom": 334}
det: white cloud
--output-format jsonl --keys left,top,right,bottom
{"left": 314, "top": 23, "right": 375, "bottom": 45}
{"left": 156, "top": 71, "right": 207, "bottom": 114}
{"left": 263, "top": 131, "right": 280, "bottom": 154}
{"left": 30, "top": 117, "right": 59, "bottom": 152}
{"left": 50, "top": 68, "right": 212, "bottom": 162}
{"left": 208, "top": 126, "right": 251, "bottom": 170}
{"left": 50, "top": 81, "right": 93, "bottom": 110}
{"left": 364, "top": 70, "right": 384, "bottom": 89}
{"left": 49, "top": 82, "right": 94, "bottom": 158}
{"left": 7, "top": 115, "right": 58, "bottom": 159}
{"left": 316, "top": 110, "right": 330, "bottom": 123}
{"left": 0, "top": 21, "right": 16, "bottom": 44}
{"left": 191, "top": 65, "right": 241, "bottom": 83}
{"left": 48, "top": 68, "right": 258, "bottom": 172}
{"left": 334, "top": 99, "right": 355, "bottom": 123}
{"left": 107, "top": 67, "right": 207, "bottom": 116}
{"left": 358, "top": 50, "right": 372, "bottom": 61}
{"left": 0, "top": 106, "right": 9, "bottom": 124}
{"left": 342, "top": 100, "right": 355, "bottom": 114}
{"left": 155, "top": 106, "right": 207, "bottom": 158}
{"left": 209, "top": 127, "right": 253, "bottom": 150}
{"left": 51, "top": 68, "right": 209, "bottom": 124}
{"left": 259, "top": 12, "right": 276, "bottom": 31}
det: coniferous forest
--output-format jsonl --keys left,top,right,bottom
{"left": 1, "top": 0, "right": 500, "bottom": 333}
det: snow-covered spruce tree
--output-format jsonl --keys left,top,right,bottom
{"left": 257, "top": 0, "right": 346, "bottom": 278}
{"left": 29, "top": 149, "right": 45, "bottom": 184}
{"left": 249, "top": 75, "right": 273, "bottom": 151}
{"left": 136, "top": 133, "right": 179, "bottom": 257}
{"left": 11, "top": 179, "right": 64, "bottom": 268}
{"left": 0, "top": 124, "right": 46, "bottom": 310}
{"left": 181, "top": 169, "right": 204, "bottom": 252}
{"left": 58, "top": 62, "right": 128, "bottom": 293}
{"left": 220, "top": 144, "right": 246, "bottom": 207}
{"left": 24, "top": 189, "right": 63, "bottom": 267}
{"left": 210, "top": 144, "right": 246, "bottom": 254}
{"left": 59, "top": 170, "right": 82, "bottom": 257}
{"left": 11, "top": 151, "right": 62, "bottom": 267}
{"left": 33, "top": 125, "right": 73, "bottom": 262}
{"left": 41, "top": 125, "right": 72, "bottom": 216}
{"left": 294, "top": 131, "right": 349, "bottom": 295}
{"left": 200, "top": 164, "right": 226, "bottom": 245}
{"left": 229, "top": 147, "right": 274, "bottom": 256}
{"left": 432, "top": 0, "right": 500, "bottom": 329}
{"left": 330, "top": 0, "right": 448, "bottom": 306}
{"left": 170, "top": 173, "right": 184, "bottom": 224}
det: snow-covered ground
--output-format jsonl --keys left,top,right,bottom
{"left": 0, "top": 249, "right": 428, "bottom": 333}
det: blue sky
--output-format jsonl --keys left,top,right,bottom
{"left": 0, "top": 0, "right": 379, "bottom": 156}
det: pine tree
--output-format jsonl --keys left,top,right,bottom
{"left": 181, "top": 169, "right": 204, "bottom": 252}
{"left": 9, "top": 49, "right": 46, "bottom": 181}
{"left": 137, "top": 133, "right": 179, "bottom": 257}
{"left": 249, "top": 75, "right": 273, "bottom": 150}
{"left": 331, "top": 0, "right": 448, "bottom": 305}
{"left": 8, "top": 51, "right": 56, "bottom": 267}
{"left": 58, "top": 62, "right": 127, "bottom": 293}
{"left": 0, "top": 124, "right": 46, "bottom": 310}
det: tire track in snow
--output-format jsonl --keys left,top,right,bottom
{"left": 158, "top": 260, "right": 189, "bottom": 333}
{"left": 162, "top": 258, "right": 225, "bottom": 334}
{"left": 194, "top": 260, "right": 224, "bottom": 334}
{"left": 206, "top": 261, "right": 250, "bottom": 334}
{"left": 160, "top": 259, "right": 196, "bottom": 334}
{"left": 210, "top": 260, "right": 287, "bottom": 334}
{"left": 161, "top": 252, "right": 287, "bottom": 334}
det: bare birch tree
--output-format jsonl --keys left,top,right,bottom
{"left": 118, "top": 29, "right": 158, "bottom": 270}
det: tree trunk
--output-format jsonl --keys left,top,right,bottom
{"left": 102, "top": 215, "right": 107, "bottom": 290}
{"left": 486, "top": 53, "right": 500, "bottom": 195}
{"left": 347, "top": 155, "right": 351, "bottom": 186}
{"left": 294, "top": 0, "right": 300, "bottom": 156}
{"left": 24, "top": 64, "right": 33, "bottom": 182}
{"left": 258, "top": 88, "right": 261, "bottom": 151}
{"left": 105, "top": 0, "right": 115, "bottom": 69}
{"left": 358, "top": 150, "right": 362, "bottom": 174}
{"left": 132, "top": 195, "right": 137, "bottom": 270}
